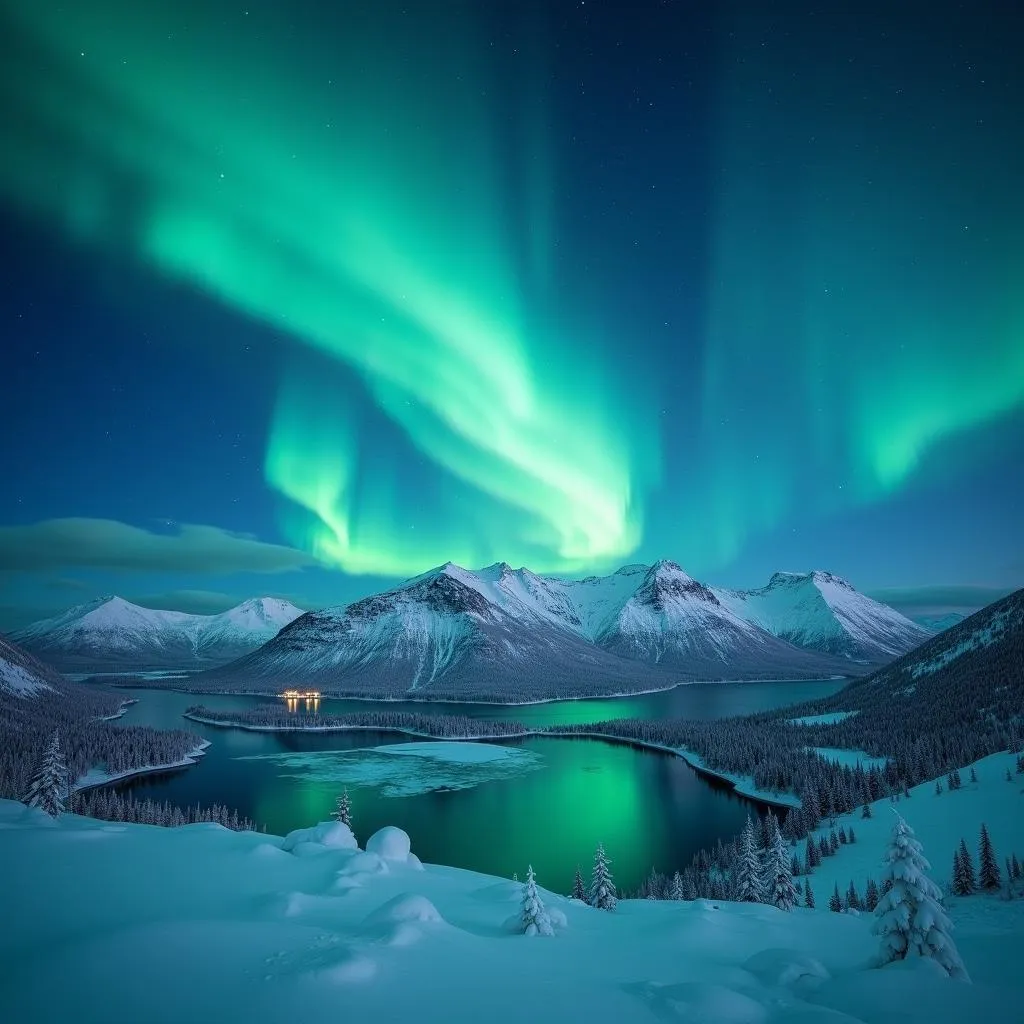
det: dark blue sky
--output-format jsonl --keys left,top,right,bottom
{"left": 1, "top": 0, "right": 1022, "bottom": 628}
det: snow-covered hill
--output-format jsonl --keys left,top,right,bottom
{"left": 200, "top": 561, "right": 856, "bottom": 699}
{"left": 13, "top": 596, "right": 304, "bottom": 671}
{"left": 1, "top": 789, "right": 1020, "bottom": 1024}
{"left": 0, "top": 634, "right": 60, "bottom": 696}
{"left": 715, "top": 571, "right": 931, "bottom": 662}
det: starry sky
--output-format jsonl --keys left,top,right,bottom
{"left": 1, "top": 0, "right": 1022, "bottom": 630}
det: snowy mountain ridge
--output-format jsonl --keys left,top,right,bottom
{"left": 195, "top": 560, "right": 908, "bottom": 699}
{"left": 0, "top": 634, "right": 60, "bottom": 696}
{"left": 13, "top": 596, "right": 305, "bottom": 671}
{"left": 713, "top": 569, "right": 931, "bottom": 662}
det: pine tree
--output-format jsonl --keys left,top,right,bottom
{"left": 681, "top": 871, "right": 697, "bottom": 901}
{"left": 873, "top": 813, "right": 969, "bottom": 980}
{"left": 846, "top": 880, "right": 862, "bottom": 911}
{"left": 571, "top": 864, "right": 587, "bottom": 901}
{"left": 669, "top": 871, "right": 684, "bottom": 900}
{"left": 978, "top": 824, "right": 1001, "bottom": 891}
{"left": 736, "top": 815, "right": 765, "bottom": 903}
{"left": 935, "top": 780, "right": 943, "bottom": 796}
{"left": 1012, "top": 854, "right": 1021, "bottom": 880}
{"left": 24, "top": 732, "right": 68, "bottom": 818}
{"left": 764, "top": 812, "right": 797, "bottom": 911}
{"left": 520, "top": 865, "right": 554, "bottom": 936}
{"left": 864, "top": 878, "right": 879, "bottom": 912}
{"left": 332, "top": 788, "right": 352, "bottom": 828}
{"left": 829, "top": 883, "right": 843, "bottom": 913}
{"left": 589, "top": 843, "right": 617, "bottom": 911}
{"left": 862, "top": 802, "right": 872, "bottom": 819}
{"left": 804, "top": 879, "right": 815, "bottom": 909}
{"left": 952, "top": 838, "right": 976, "bottom": 895}
{"left": 848, "top": 827, "right": 856, "bottom": 844}
{"left": 969, "top": 766, "right": 977, "bottom": 784}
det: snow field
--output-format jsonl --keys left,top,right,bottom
{"left": 2, "top": 783, "right": 1022, "bottom": 1024}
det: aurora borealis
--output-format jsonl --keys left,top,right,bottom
{"left": 1, "top": 0, "right": 1022, "bottom": 624}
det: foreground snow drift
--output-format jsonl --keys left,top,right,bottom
{"left": 2, "top": 799, "right": 1020, "bottom": 1024}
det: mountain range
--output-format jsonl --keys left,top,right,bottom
{"left": 11, "top": 596, "right": 303, "bottom": 672}
{"left": 188, "top": 560, "right": 931, "bottom": 700}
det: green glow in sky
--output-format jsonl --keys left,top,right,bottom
{"left": 0, "top": 0, "right": 656, "bottom": 575}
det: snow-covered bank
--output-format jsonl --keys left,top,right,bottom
{"left": 1, "top": 799, "right": 1017, "bottom": 1024}
{"left": 73, "top": 741, "right": 211, "bottom": 792}
{"left": 96, "top": 698, "right": 138, "bottom": 722}
{"left": 183, "top": 711, "right": 533, "bottom": 741}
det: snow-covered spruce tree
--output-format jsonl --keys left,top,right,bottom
{"left": 764, "top": 812, "right": 797, "bottom": 911}
{"left": 571, "top": 864, "right": 587, "bottom": 901}
{"left": 804, "top": 880, "right": 815, "bottom": 909}
{"left": 873, "top": 812, "right": 969, "bottom": 980}
{"left": 829, "top": 883, "right": 843, "bottom": 913}
{"left": 520, "top": 865, "right": 554, "bottom": 936}
{"left": 978, "top": 823, "right": 1001, "bottom": 891}
{"left": 952, "top": 839, "right": 976, "bottom": 895}
{"left": 864, "top": 878, "right": 879, "bottom": 912}
{"left": 736, "top": 815, "right": 765, "bottom": 903}
{"left": 332, "top": 788, "right": 352, "bottom": 828}
{"left": 669, "top": 871, "right": 684, "bottom": 901}
{"left": 24, "top": 731, "right": 68, "bottom": 818}
{"left": 589, "top": 843, "right": 617, "bottom": 911}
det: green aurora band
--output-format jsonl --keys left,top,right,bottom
{"left": 2, "top": 1, "right": 1022, "bottom": 576}
{"left": 0, "top": 0, "right": 657, "bottom": 574}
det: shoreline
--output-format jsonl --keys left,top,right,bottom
{"left": 110, "top": 673, "right": 852, "bottom": 707}
{"left": 96, "top": 698, "right": 139, "bottom": 722}
{"left": 182, "top": 711, "right": 800, "bottom": 812}
{"left": 183, "top": 711, "right": 532, "bottom": 742}
{"left": 73, "top": 741, "right": 212, "bottom": 794}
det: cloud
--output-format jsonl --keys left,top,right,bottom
{"left": 868, "top": 584, "right": 1017, "bottom": 617}
{"left": 0, "top": 518, "right": 316, "bottom": 574}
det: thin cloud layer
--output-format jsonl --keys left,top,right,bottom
{"left": 0, "top": 519, "right": 315, "bottom": 574}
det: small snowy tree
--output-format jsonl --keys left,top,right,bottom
{"left": 829, "top": 884, "right": 843, "bottom": 913}
{"left": 589, "top": 843, "right": 617, "bottom": 911}
{"left": 978, "top": 824, "right": 1001, "bottom": 891}
{"left": 332, "top": 788, "right": 352, "bottom": 828}
{"left": 571, "top": 864, "right": 587, "bottom": 901}
{"left": 804, "top": 879, "right": 815, "bottom": 909}
{"left": 669, "top": 871, "right": 684, "bottom": 901}
{"left": 764, "top": 812, "right": 797, "bottom": 910}
{"left": 736, "top": 815, "right": 765, "bottom": 903}
{"left": 24, "top": 732, "right": 68, "bottom": 818}
{"left": 864, "top": 878, "right": 879, "bottom": 912}
{"left": 873, "top": 812, "right": 969, "bottom": 980}
{"left": 952, "top": 839, "right": 976, "bottom": 896}
{"left": 520, "top": 865, "right": 554, "bottom": 936}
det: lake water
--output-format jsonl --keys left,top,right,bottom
{"left": 110, "top": 678, "right": 845, "bottom": 894}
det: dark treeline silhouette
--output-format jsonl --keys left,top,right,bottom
{"left": 186, "top": 703, "right": 531, "bottom": 738}
{"left": 0, "top": 676, "right": 202, "bottom": 804}
{"left": 75, "top": 787, "right": 258, "bottom": 831}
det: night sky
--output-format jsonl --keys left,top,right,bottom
{"left": 2, "top": 0, "right": 1022, "bottom": 630}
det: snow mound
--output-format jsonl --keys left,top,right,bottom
{"left": 364, "top": 893, "right": 444, "bottom": 926}
{"left": 743, "top": 948, "right": 831, "bottom": 988}
{"left": 626, "top": 980, "right": 768, "bottom": 1023}
{"left": 338, "top": 851, "right": 390, "bottom": 878}
{"left": 281, "top": 820, "right": 358, "bottom": 854}
{"left": 366, "top": 825, "right": 412, "bottom": 862}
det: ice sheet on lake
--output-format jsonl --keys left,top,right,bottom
{"left": 236, "top": 741, "right": 543, "bottom": 797}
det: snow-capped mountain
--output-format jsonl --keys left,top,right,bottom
{"left": 713, "top": 571, "right": 931, "bottom": 663}
{"left": 0, "top": 634, "right": 60, "bottom": 697}
{"left": 199, "top": 561, "right": 857, "bottom": 699}
{"left": 13, "top": 596, "right": 304, "bottom": 671}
